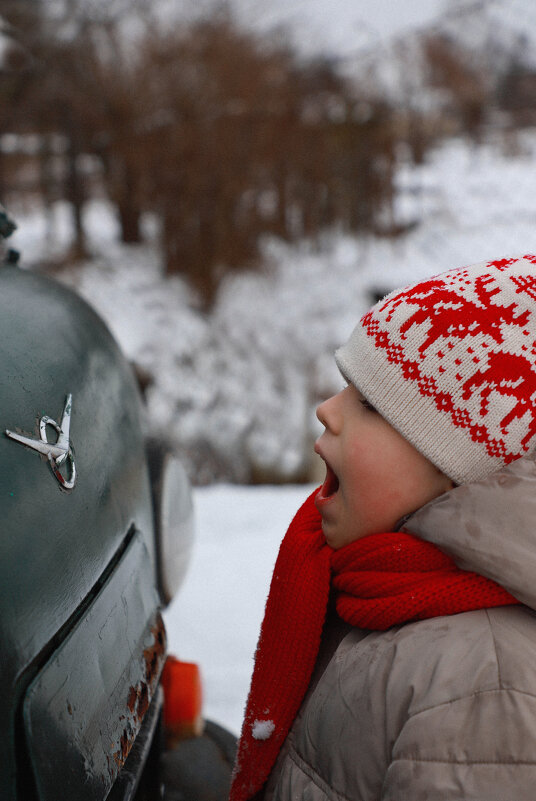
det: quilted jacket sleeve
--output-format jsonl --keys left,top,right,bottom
{"left": 381, "top": 688, "right": 536, "bottom": 801}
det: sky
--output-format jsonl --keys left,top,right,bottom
{"left": 163, "top": 0, "right": 536, "bottom": 67}
{"left": 169, "top": 0, "right": 449, "bottom": 59}
{"left": 235, "top": 0, "right": 448, "bottom": 57}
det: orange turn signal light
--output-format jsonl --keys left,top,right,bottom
{"left": 161, "top": 655, "right": 203, "bottom": 744}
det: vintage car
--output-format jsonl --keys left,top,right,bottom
{"left": 0, "top": 208, "right": 234, "bottom": 801}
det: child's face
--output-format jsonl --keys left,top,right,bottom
{"left": 315, "top": 385, "right": 453, "bottom": 549}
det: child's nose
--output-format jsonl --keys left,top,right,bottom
{"left": 316, "top": 393, "right": 341, "bottom": 432}
{"left": 316, "top": 400, "right": 327, "bottom": 426}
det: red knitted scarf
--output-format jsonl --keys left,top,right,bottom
{"left": 229, "top": 489, "right": 519, "bottom": 801}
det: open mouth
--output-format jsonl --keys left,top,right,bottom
{"left": 317, "top": 461, "right": 339, "bottom": 502}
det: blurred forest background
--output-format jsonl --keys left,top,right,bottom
{"left": 1, "top": 0, "right": 535, "bottom": 484}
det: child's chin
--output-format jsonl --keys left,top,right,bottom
{"left": 319, "top": 518, "right": 341, "bottom": 548}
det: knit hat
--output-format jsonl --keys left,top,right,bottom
{"left": 335, "top": 255, "right": 536, "bottom": 485}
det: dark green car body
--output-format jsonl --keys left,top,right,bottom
{"left": 0, "top": 263, "right": 166, "bottom": 800}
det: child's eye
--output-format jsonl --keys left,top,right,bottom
{"left": 360, "top": 397, "right": 377, "bottom": 412}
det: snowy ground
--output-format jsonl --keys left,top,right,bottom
{"left": 163, "top": 483, "right": 313, "bottom": 735}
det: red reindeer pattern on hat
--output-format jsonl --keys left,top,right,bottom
{"left": 462, "top": 351, "right": 536, "bottom": 450}
{"left": 379, "top": 273, "right": 530, "bottom": 357}
{"left": 360, "top": 257, "right": 536, "bottom": 473}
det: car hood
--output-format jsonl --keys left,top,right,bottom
{"left": 0, "top": 265, "right": 155, "bottom": 793}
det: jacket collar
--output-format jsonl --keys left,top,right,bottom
{"left": 401, "top": 452, "right": 536, "bottom": 611}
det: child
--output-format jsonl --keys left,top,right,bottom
{"left": 229, "top": 256, "right": 536, "bottom": 801}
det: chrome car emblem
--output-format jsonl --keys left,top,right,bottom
{"left": 5, "top": 394, "right": 76, "bottom": 490}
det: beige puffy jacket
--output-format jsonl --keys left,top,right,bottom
{"left": 264, "top": 454, "right": 536, "bottom": 801}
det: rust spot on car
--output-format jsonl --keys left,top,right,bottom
{"left": 136, "top": 682, "right": 149, "bottom": 722}
{"left": 67, "top": 702, "right": 73, "bottom": 716}
{"left": 127, "top": 686, "right": 137, "bottom": 713}
{"left": 120, "top": 730, "right": 129, "bottom": 759}
{"left": 112, "top": 724, "right": 136, "bottom": 770}
{"left": 111, "top": 614, "right": 168, "bottom": 772}
{"left": 143, "top": 614, "right": 166, "bottom": 689}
